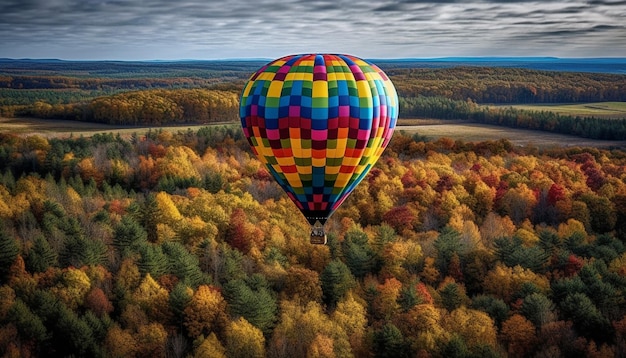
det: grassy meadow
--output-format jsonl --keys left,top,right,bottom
{"left": 499, "top": 101, "right": 626, "bottom": 119}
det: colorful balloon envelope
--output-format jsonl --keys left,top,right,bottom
{"left": 239, "top": 54, "right": 398, "bottom": 244}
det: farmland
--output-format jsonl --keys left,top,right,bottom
{"left": 3, "top": 116, "right": 625, "bottom": 149}
{"left": 500, "top": 101, "right": 626, "bottom": 119}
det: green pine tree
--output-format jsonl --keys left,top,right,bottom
{"left": 0, "top": 220, "right": 19, "bottom": 279}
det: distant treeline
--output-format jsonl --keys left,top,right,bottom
{"left": 2, "top": 89, "right": 240, "bottom": 125}
{"left": 0, "top": 75, "right": 244, "bottom": 92}
{"left": 2, "top": 66, "right": 626, "bottom": 138}
{"left": 390, "top": 67, "right": 626, "bottom": 104}
{"left": 401, "top": 96, "right": 626, "bottom": 140}
{"left": 3, "top": 67, "right": 626, "bottom": 105}
{"left": 0, "top": 59, "right": 264, "bottom": 79}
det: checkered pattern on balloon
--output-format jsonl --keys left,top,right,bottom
{"left": 240, "top": 54, "right": 398, "bottom": 244}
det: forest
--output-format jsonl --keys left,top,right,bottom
{"left": 1, "top": 60, "right": 626, "bottom": 357}
{"left": 2, "top": 64, "right": 626, "bottom": 140}
{"left": 0, "top": 124, "right": 625, "bottom": 357}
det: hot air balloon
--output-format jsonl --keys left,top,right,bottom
{"left": 239, "top": 54, "right": 398, "bottom": 244}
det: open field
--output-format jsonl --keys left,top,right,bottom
{"left": 0, "top": 117, "right": 228, "bottom": 139}
{"left": 2, "top": 117, "right": 624, "bottom": 149}
{"left": 496, "top": 101, "right": 626, "bottom": 119}
{"left": 397, "top": 119, "right": 625, "bottom": 148}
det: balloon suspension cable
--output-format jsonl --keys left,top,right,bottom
{"left": 310, "top": 220, "right": 327, "bottom": 245}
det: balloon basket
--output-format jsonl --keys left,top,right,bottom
{"left": 310, "top": 221, "right": 327, "bottom": 245}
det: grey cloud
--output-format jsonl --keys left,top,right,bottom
{"left": 0, "top": 0, "right": 624, "bottom": 59}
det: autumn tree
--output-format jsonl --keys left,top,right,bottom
{"left": 579, "top": 193, "right": 616, "bottom": 233}
{"left": 135, "top": 322, "right": 168, "bottom": 358}
{"left": 500, "top": 314, "right": 537, "bottom": 358}
{"left": 331, "top": 292, "right": 367, "bottom": 355}
{"left": 194, "top": 332, "right": 226, "bottom": 358}
{"left": 51, "top": 267, "right": 91, "bottom": 310}
{"left": 283, "top": 265, "right": 323, "bottom": 304}
{"left": 225, "top": 208, "right": 263, "bottom": 254}
{"left": 442, "top": 306, "right": 498, "bottom": 354}
{"left": 268, "top": 300, "right": 351, "bottom": 358}
{"left": 483, "top": 264, "right": 549, "bottom": 303}
{"left": 84, "top": 287, "right": 114, "bottom": 317}
{"left": 371, "top": 277, "right": 403, "bottom": 321}
{"left": 104, "top": 325, "right": 137, "bottom": 357}
{"left": 132, "top": 273, "right": 171, "bottom": 324}
{"left": 224, "top": 317, "right": 266, "bottom": 358}
{"left": 183, "top": 285, "right": 228, "bottom": 338}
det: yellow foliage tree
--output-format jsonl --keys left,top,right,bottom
{"left": 157, "top": 145, "right": 201, "bottom": 180}
{"left": 76, "top": 157, "right": 104, "bottom": 184}
{"left": 515, "top": 227, "right": 540, "bottom": 246}
{"left": 395, "top": 303, "right": 448, "bottom": 353}
{"left": 52, "top": 267, "right": 91, "bottom": 310}
{"left": 379, "top": 241, "right": 410, "bottom": 279}
{"left": 442, "top": 306, "right": 497, "bottom": 350}
{"left": 155, "top": 191, "right": 183, "bottom": 225}
{"left": 483, "top": 264, "right": 550, "bottom": 303}
{"left": 224, "top": 317, "right": 265, "bottom": 358}
{"left": 178, "top": 215, "right": 218, "bottom": 248}
{"left": 480, "top": 212, "right": 516, "bottom": 245}
{"left": 0, "top": 185, "right": 12, "bottom": 219}
{"left": 331, "top": 292, "right": 367, "bottom": 354}
{"left": 184, "top": 285, "right": 227, "bottom": 338}
{"left": 499, "top": 183, "right": 538, "bottom": 224}
{"left": 194, "top": 332, "right": 226, "bottom": 358}
{"left": 135, "top": 322, "right": 168, "bottom": 358}
{"left": 557, "top": 218, "right": 588, "bottom": 241}
{"left": 115, "top": 258, "right": 141, "bottom": 302}
{"left": 269, "top": 301, "right": 351, "bottom": 358}
{"left": 105, "top": 325, "right": 138, "bottom": 358}
{"left": 421, "top": 256, "right": 440, "bottom": 285}
{"left": 132, "top": 273, "right": 171, "bottom": 323}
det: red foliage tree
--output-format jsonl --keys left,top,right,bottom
{"left": 383, "top": 205, "right": 416, "bottom": 234}
{"left": 85, "top": 287, "right": 114, "bottom": 317}
{"left": 547, "top": 183, "right": 566, "bottom": 205}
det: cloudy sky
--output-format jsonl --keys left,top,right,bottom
{"left": 1, "top": 0, "right": 625, "bottom": 60}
